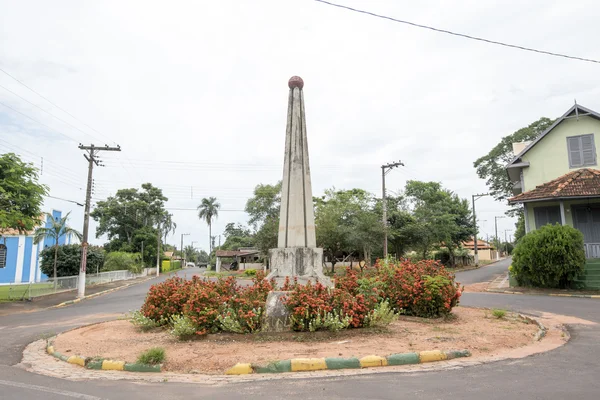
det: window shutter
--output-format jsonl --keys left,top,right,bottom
{"left": 581, "top": 134, "right": 596, "bottom": 166}
{"left": 0, "top": 244, "right": 6, "bottom": 268}
{"left": 568, "top": 136, "right": 583, "bottom": 167}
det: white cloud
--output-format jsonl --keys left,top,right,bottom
{"left": 1, "top": 0, "right": 599, "bottom": 248}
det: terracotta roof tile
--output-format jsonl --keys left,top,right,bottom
{"left": 509, "top": 168, "right": 600, "bottom": 203}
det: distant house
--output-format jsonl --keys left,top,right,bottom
{"left": 215, "top": 248, "right": 261, "bottom": 272}
{"left": 0, "top": 210, "right": 77, "bottom": 284}
{"left": 462, "top": 238, "right": 497, "bottom": 261}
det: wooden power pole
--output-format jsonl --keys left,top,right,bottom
{"left": 78, "top": 144, "right": 121, "bottom": 299}
{"left": 381, "top": 161, "right": 404, "bottom": 258}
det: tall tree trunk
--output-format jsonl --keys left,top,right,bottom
{"left": 209, "top": 221, "right": 212, "bottom": 255}
{"left": 53, "top": 241, "right": 59, "bottom": 290}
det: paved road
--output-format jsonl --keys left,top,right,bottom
{"left": 2, "top": 265, "right": 600, "bottom": 399}
{"left": 454, "top": 257, "right": 511, "bottom": 285}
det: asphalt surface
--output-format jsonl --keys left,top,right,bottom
{"left": 453, "top": 258, "right": 512, "bottom": 285}
{"left": 2, "top": 263, "right": 600, "bottom": 399}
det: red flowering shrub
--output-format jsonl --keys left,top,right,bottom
{"left": 140, "top": 272, "right": 276, "bottom": 336}
{"left": 141, "top": 276, "right": 195, "bottom": 324}
{"left": 374, "top": 259, "right": 462, "bottom": 318}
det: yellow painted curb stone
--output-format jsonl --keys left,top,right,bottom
{"left": 225, "top": 363, "right": 253, "bottom": 375}
{"left": 47, "top": 346, "right": 54, "bottom": 355}
{"left": 67, "top": 356, "right": 85, "bottom": 366}
{"left": 290, "top": 358, "right": 328, "bottom": 372}
{"left": 102, "top": 360, "right": 125, "bottom": 371}
{"left": 419, "top": 350, "right": 447, "bottom": 363}
{"left": 359, "top": 355, "right": 388, "bottom": 368}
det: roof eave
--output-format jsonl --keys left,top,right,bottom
{"left": 509, "top": 194, "right": 600, "bottom": 204}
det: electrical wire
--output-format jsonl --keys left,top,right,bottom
{"left": 314, "top": 0, "right": 600, "bottom": 64}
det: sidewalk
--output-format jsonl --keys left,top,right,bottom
{"left": 0, "top": 275, "right": 155, "bottom": 316}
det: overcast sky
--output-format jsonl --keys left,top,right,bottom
{"left": 2, "top": 0, "right": 600, "bottom": 251}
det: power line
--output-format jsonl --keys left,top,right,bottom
{"left": 0, "top": 100, "right": 80, "bottom": 142}
{"left": 47, "top": 195, "right": 84, "bottom": 207}
{"left": 314, "top": 0, "right": 600, "bottom": 64}
{"left": 0, "top": 83, "right": 105, "bottom": 144}
{"left": 0, "top": 66, "right": 119, "bottom": 144}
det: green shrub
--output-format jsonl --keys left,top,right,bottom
{"left": 512, "top": 224, "right": 586, "bottom": 288}
{"left": 492, "top": 309, "right": 506, "bottom": 319}
{"left": 137, "top": 347, "right": 165, "bottom": 365}
{"left": 129, "top": 310, "right": 158, "bottom": 331}
{"left": 170, "top": 314, "right": 197, "bottom": 339}
{"left": 365, "top": 300, "right": 397, "bottom": 327}
{"left": 242, "top": 269, "right": 257, "bottom": 277}
{"left": 103, "top": 252, "right": 142, "bottom": 273}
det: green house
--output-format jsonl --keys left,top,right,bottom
{"left": 507, "top": 104, "right": 600, "bottom": 288}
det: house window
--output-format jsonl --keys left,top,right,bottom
{"left": 0, "top": 244, "right": 6, "bottom": 268}
{"left": 534, "top": 206, "right": 561, "bottom": 229}
{"left": 567, "top": 134, "right": 597, "bottom": 168}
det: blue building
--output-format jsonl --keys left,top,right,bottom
{"left": 0, "top": 210, "right": 77, "bottom": 284}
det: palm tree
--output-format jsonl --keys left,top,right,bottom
{"left": 33, "top": 212, "right": 82, "bottom": 289}
{"left": 197, "top": 197, "right": 220, "bottom": 254}
{"left": 162, "top": 212, "right": 177, "bottom": 244}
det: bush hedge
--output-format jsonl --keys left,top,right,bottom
{"left": 511, "top": 224, "right": 586, "bottom": 288}
{"left": 138, "top": 260, "right": 461, "bottom": 336}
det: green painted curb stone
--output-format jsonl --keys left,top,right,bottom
{"left": 124, "top": 363, "right": 161, "bottom": 372}
{"left": 52, "top": 351, "right": 69, "bottom": 362}
{"left": 254, "top": 360, "right": 292, "bottom": 374}
{"left": 324, "top": 357, "right": 361, "bottom": 370}
{"left": 444, "top": 350, "right": 471, "bottom": 360}
{"left": 86, "top": 359, "right": 104, "bottom": 370}
{"left": 386, "top": 352, "right": 420, "bottom": 366}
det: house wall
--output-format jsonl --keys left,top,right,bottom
{"left": 0, "top": 210, "right": 70, "bottom": 284}
{"left": 525, "top": 199, "right": 600, "bottom": 231}
{"left": 522, "top": 116, "right": 600, "bottom": 191}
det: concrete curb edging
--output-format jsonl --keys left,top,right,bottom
{"left": 486, "top": 288, "right": 600, "bottom": 298}
{"left": 522, "top": 316, "right": 547, "bottom": 341}
{"left": 46, "top": 341, "right": 161, "bottom": 373}
{"left": 225, "top": 350, "right": 472, "bottom": 375}
{"left": 50, "top": 277, "right": 156, "bottom": 309}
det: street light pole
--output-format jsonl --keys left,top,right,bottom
{"left": 494, "top": 216, "right": 505, "bottom": 260}
{"left": 471, "top": 193, "right": 489, "bottom": 266}
{"left": 181, "top": 233, "right": 190, "bottom": 267}
{"left": 381, "top": 161, "right": 404, "bottom": 258}
{"left": 504, "top": 229, "right": 512, "bottom": 256}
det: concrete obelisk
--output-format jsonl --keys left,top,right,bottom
{"left": 267, "top": 76, "right": 331, "bottom": 286}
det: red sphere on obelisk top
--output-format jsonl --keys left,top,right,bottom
{"left": 288, "top": 76, "right": 304, "bottom": 89}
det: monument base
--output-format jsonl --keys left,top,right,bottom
{"left": 266, "top": 247, "right": 333, "bottom": 287}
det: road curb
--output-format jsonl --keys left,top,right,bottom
{"left": 486, "top": 288, "right": 600, "bottom": 298}
{"left": 46, "top": 340, "right": 161, "bottom": 373}
{"left": 225, "top": 350, "right": 472, "bottom": 375}
{"left": 50, "top": 277, "right": 156, "bottom": 309}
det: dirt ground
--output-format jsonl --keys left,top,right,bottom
{"left": 53, "top": 306, "right": 539, "bottom": 374}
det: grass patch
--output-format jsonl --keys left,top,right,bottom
{"left": 137, "top": 347, "right": 165, "bottom": 365}
{"left": 0, "top": 283, "right": 54, "bottom": 301}
{"left": 492, "top": 309, "right": 507, "bottom": 319}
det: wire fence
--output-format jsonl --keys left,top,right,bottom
{"left": 0, "top": 268, "right": 156, "bottom": 301}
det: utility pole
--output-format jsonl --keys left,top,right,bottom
{"left": 494, "top": 215, "right": 505, "bottom": 261}
{"left": 141, "top": 241, "right": 144, "bottom": 269}
{"left": 181, "top": 233, "right": 189, "bottom": 267}
{"left": 381, "top": 161, "right": 404, "bottom": 258}
{"left": 78, "top": 144, "right": 121, "bottom": 299}
{"left": 156, "top": 220, "right": 161, "bottom": 277}
{"left": 471, "top": 193, "right": 489, "bottom": 266}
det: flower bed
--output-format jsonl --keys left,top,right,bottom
{"left": 138, "top": 260, "right": 462, "bottom": 336}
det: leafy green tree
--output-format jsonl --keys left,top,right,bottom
{"left": 473, "top": 117, "right": 554, "bottom": 214}
{"left": 514, "top": 213, "right": 525, "bottom": 242}
{"left": 197, "top": 249, "right": 209, "bottom": 263}
{"left": 103, "top": 251, "right": 142, "bottom": 273}
{"left": 33, "top": 212, "right": 82, "bottom": 287}
{"left": 404, "top": 181, "right": 474, "bottom": 263}
{"left": 197, "top": 197, "right": 220, "bottom": 254}
{"left": 40, "top": 244, "right": 104, "bottom": 277}
{"left": 0, "top": 153, "right": 48, "bottom": 233}
{"left": 91, "top": 183, "right": 167, "bottom": 263}
{"left": 245, "top": 183, "right": 281, "bottom": 261}
{"left": 221, "top": 223, "right": 255, "bottom": 250}
{"left": 315, "top": 188, "right": 383, "bottom": 269}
